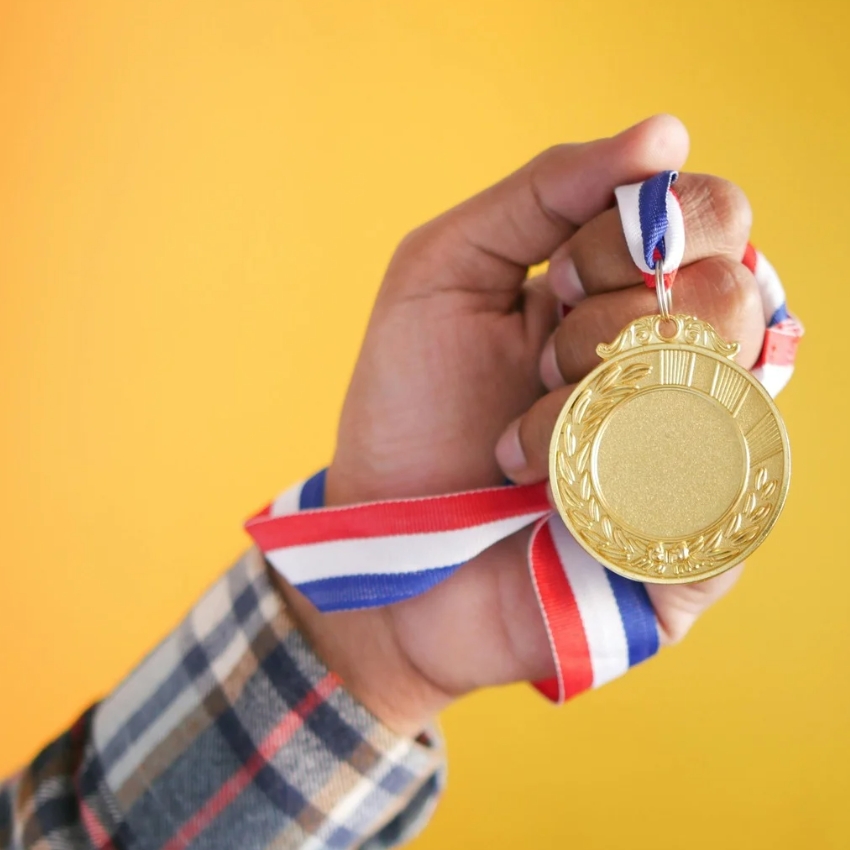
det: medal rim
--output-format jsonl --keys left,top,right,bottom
{"left": 548, "top": 328, "right": 791, "bottom": 585}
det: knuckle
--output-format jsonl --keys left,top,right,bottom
{"left": 394, "top": 220, "right": 443, "bottom": 264}
{"left": 734, "top": 270, "right": 766, "bottom": 365}
{"left": 684, "top": 175, "right": 753, "bottom": 257}
{"left": 389, "top": 218, "right": 458, "bottom": 286}
{"left": 737, "top": 267, "right": 763, "bottom": 322}
{"left": 714, "top": 178, "right": 753, "bottom": 244}
{"left": 711, "top": 258, "right": 761, "bottom": 316}
{"left": 528, "top": 144, "right": 580, "bottom": 201}
{"left": 698, "top": 258, "right": 764, "bottom": 364}
{"left": 714, "top": 256, "right": 759, "bottom": 310}
{"left": 534, "top": 143, "right": 572, "bottom": 169}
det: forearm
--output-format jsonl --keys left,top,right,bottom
{"left": 1, "top": 549, "right": 444, "bottom": 850}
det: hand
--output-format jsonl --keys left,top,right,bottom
{"left": 274, "top": 116, "right": 764, "bottom": 736}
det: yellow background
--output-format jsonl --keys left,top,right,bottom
{"left": 1, "top": 1, "right": 847, "bottom": 847}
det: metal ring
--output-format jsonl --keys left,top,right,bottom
{"left": 655, "top": 263, "right": 672, "bottom": 319}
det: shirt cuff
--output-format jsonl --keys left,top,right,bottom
{"left": 77, "top": 548, "right": 445, "bottom": 849}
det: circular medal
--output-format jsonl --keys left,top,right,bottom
{"left": 549, "top": 313, "right": 791, "bottom": 584}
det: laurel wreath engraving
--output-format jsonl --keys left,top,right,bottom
{"left": 555, "top": 361, "right": 778, "bottom": 578}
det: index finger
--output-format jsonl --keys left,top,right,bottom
{"left": 547, "top": 173, "right": 752, "bottom": 303}
{"left": 386, "top": 115, "right": 690, "bottom": 302}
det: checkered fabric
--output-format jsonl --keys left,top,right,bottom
{"left": 0, "top": 549, "right": 444, "bottom": 850}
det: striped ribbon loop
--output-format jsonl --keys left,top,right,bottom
{"left": 246, "top": 174, "right": 802, "bottom": 705}
{"left": 616, "top": 170, "right": 685, "bottom": 290}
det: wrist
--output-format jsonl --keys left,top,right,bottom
{"left": 269, "top": 562, "right": 450, "bottom": 738}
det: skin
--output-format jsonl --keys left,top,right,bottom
{"left": 272, "top": 115, "right": 763, "bottom": 737}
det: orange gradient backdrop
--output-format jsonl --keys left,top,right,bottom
{"left": 1, "top": 2, "right": 848, "bottom": 848}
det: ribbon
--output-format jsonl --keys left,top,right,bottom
{"left": 246, "top": 473, "right": 659, "bottom": 703}
{"left": 616, "top": 170, "right": 685, "bottom": 290}
{"left": 246, "top": 175, "right": 803, "bottom": 704}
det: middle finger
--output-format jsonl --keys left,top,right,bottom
{"left": 540, "top": 256, "right": 764, "bottom": 389}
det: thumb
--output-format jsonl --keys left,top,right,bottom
{"left": 385, "top": 114, "right": 690, "bottom": 302}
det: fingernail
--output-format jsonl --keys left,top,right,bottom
{"left": 495, "top": 419, "right": 526, "bottom": 476}
{"left": 550, "top": 256, "right": 585, "bottom": 306}
{"left": 540, "top": 335, "right": 565, "bottom": 390}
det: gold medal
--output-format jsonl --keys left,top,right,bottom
{"left": 549, "top": 272, "right": 790, "bottom": 584}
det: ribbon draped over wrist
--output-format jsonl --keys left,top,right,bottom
{"left": 245, "top": 173, "right": 803, "bottom": 705}
{"left": 246, "top": 473, "right": 660, "bottom": 703}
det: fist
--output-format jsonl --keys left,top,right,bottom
{"left": 277, "top": 117, "right": 766, "bottom": 735}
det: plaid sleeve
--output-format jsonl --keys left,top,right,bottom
{"left": 0, "top": 548, "right": 445, "bottom": 850}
